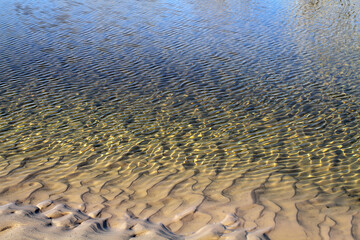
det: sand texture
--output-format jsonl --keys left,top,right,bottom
{"left": 0, "top": 201, "right": 271, "bottom": 240}
{"left": 0, "top": 155, "right": 359, "bottom": 240}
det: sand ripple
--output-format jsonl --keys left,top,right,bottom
{"left": 0, "top": 201, "right": 271, "bottom": 240}
{"left": 0, "top": 165, "right": 359, "bottom": 239}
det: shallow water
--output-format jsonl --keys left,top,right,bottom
{"left": 1, "top": 0, "right": 360, "bottom": 239}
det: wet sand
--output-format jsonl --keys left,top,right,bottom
{"left": 0, "top": 155, "right": 359, "bottom": 240}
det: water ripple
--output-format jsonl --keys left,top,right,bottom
{"left": 1, "top": 0, "right": 360, "bottom": 238}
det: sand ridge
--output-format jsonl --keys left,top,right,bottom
{"left": 0, "top": 201, "right": 271, "bottom": 240}
{"left": 0, "top": 156, "right": 360, "bottom": 239}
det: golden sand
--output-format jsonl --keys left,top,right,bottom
{"left": 0, "top": 155, "right": 359, "bottom": 240}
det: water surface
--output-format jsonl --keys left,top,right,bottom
{"left": 1, "top": 0, "right": 360, "bottom": 238}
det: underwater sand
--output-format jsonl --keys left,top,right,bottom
{"left": 1, "top": 0, "right": 360, "bottom": 239}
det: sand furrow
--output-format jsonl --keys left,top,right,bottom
{"left": 0, "top": 153, "right": 358, "bottom": 240}
{"left": 0, "top": 152, "right": 359, "bottom": 240}
{"left": 0, "top": 201, "right": 274, "bottom": 239}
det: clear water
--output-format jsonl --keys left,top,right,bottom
{"left": 1, "top": 0, "right": 360, "bottom": 237}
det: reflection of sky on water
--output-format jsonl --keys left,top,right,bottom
{"left": 3, "top": 0, "right": 358, "bottom": 70}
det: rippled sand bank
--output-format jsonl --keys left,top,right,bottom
{"left": 1, "top": 158, "right": 359, "bottom": 240}
{"left": 0, "top": 202, "right": 272, "bottom": 240}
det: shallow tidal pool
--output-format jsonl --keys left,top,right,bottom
{"left": 0, "top": 0, "right": 360, "bottom": 239}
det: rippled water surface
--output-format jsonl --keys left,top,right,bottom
{"left": 1, "top": 0, "right": 360, "bottom": 238}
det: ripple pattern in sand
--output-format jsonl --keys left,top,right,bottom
{"left": 1, "top": 0, "right": 360, "bottom": 239}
